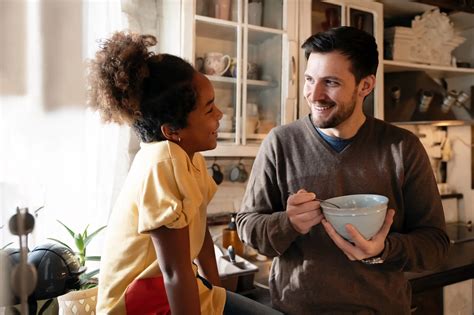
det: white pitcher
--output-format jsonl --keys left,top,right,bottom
{"left": 204, "top": 52, "right": 231, "bottom": 76}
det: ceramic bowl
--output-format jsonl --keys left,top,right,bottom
{"left": 321, "top": 194, "right": 388, "bottom": 241}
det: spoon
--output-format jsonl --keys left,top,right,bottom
{"left": 288, "top": 191, "right": 341, "bottom": 209}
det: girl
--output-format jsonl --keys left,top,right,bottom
{"left": 89, "top": 32, "right": 282, "bottom": 315}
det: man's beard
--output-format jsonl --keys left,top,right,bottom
{"left": 310, "top": 89, "right": 358, "bottom": 129}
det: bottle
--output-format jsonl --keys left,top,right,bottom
{"left": 222, "top": 213, "right": 244, "bottom": 256}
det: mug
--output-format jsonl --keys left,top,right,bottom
{"left": 390, "top": 86, "right": 401, "bottom": 102}
{"left": 442, "top": 90, "right": 458, "bottom": 113}
{"left": 229, "top": 163, "right": 248, "bottom": 183}
{"left": 418, "top": 90, "right": 434, "bottom": 113}
{"left": 195, "top": 57, "right": 204, "bottom": 72}
{"left": 247, "top": 62, "right": 259, "bottom": 80}
{"left": 209, "top": 163, "right": 224, "bottom": 185}
{"left": 204, "top": 52, "right": 231, "bottom": 76}
{"left": 257, "top": 119, "right": 276, "bottom": 133}
{"left": 246, "top": 117, "right": 260, "bottom": 135}
{"left": 229, "top": 57, "right": 238, "bottom": 78}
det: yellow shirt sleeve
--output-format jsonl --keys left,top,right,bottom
{"left": 137, "top": 154, "right": 203, "bottom": 233}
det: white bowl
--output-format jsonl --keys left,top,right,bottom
{"left": 321, "top": 194, "right": 388, "bottom": 241}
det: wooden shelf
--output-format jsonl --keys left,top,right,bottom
{"left": 196, "top": 17, "right": 237, "bottom": 41}
{"left": 383, "top": 59, "right": 474, "bottom": 78}
{"left": 203, "top": 144, "right": 260, "bottom": 157}
{"left": 206, "top": 75, "right": 277, "bottom": 89}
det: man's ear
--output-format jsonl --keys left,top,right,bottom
{"left": 358, "top": 75, "right": 376, "bottom": 98}
{"left": 161, "top": 124, "right": 181, "bottom": 142}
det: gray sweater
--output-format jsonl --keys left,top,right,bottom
{"left": 236, "top": 115, "right": 449, "bottom": 315}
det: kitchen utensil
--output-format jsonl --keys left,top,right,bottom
{"left": 203, "top": 52, "right": 231, "bottom": 76}
{"left": 288, "top": 191, "right": 341, "bottom": 208}
{"left": 418, "top": 90, "right": 434, "bottom": 112}
{"left": 227, "top": 245, "right": 246, "bottom": 269}
{"left": 209, "top": 163, "right": 224, "bottom": 185}
{"left": 321, "top": 194, "right": 388, "bottom": 241}
{"left": 229, "top": 162, "right": 248, "bottom": 182}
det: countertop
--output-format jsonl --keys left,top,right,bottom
{"left": 242, "top": 240, "right": 474, "bottom": 306}
{"left": 405, "top": 240, "right": 474, "bottom": 293}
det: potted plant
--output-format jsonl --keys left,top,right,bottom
{"left": 48, "top": 220, "right": 106, "bottom": 315}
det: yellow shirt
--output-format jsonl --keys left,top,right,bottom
{"left": 97, "top": 141, "right": 225, "bottom": 314}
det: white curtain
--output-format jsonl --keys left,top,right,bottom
{"left": 0, "top": 0, "right": 129, "bottom": 260}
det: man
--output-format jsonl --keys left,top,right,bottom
{"left": 236, "top": 26, "right": 449, "bottom": 314}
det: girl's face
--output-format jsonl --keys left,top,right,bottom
{"left": 178, "top": 72, "right": 223, "bottom": 157}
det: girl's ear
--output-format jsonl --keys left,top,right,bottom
{"left": 358, "top": 75, "right": 376, "bottom": 98}
{"left": 161, "top": 124, "right": 181, "bottom": 143}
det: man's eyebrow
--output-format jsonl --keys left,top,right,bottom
{"left": 322, "top": 76, "right": 341, "bottom": 81}
{"left": 206, "top": 98, "right": 214, "bottom": 106}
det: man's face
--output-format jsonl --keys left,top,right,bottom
{"left": 303, "top": 51, "right": 361, "bottom": 129}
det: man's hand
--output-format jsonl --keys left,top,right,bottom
{"left": 322, "top": 209, "right": 395, "bottom": 261}
{"left": 287, "top": 189, "right": 324, "bottom": 234}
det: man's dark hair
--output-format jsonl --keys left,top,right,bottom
{"left": 301, "top": 26, "right": 378, "bottom": 83}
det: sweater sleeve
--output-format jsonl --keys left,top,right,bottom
{"left": 236, "top": 130, "right": 301, "bottom": 257}
{"left": 382, "top": 135, "right": 450, "bottom": 272}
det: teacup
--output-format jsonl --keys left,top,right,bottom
{"left": 229, "top": 163, "right": 248, "bottom": 182}
{"left": 229, "top": 58, "right": 259, "bottom": 79}
{"left": 204, "top": 52, "right": 231, "bottom": 76}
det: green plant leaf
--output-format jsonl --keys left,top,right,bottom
{"left": 83, "top": 224, "right": 90, "bottom": 239}
{"left": 75, "top": 233, "right": 85, "bottom": 252}
{"left": 1, "top": 242, "right": 13, "bottom": 250}
{"left": 83, "top": 225, "right": 106, "bottom": 247}
{"left": 47, "top": 238, "right": 73, "bottom": 251}
{"left": 83, "top": 269, "right": 100, "bottom": 279}
{"left": 85, "top": 256, "right": 101, "bottom": 261}
{"left": 57, "top": 220, "right": 76, "bottom": 239}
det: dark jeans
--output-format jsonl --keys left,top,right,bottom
{"left": 223, "top": 290, "right": 284, "bottom": 315}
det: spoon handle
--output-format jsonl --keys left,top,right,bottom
{"left": 287, "top": 191, "right": 340, "bottom": 208}
{"left": 317, "top": 199, "right": 340, "bottom": 209}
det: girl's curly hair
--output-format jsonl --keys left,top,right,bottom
{"left": 88, "top": 31, "right": 197, "bottom": 142}
{"left": 88, "top": 31, "right": 156, "bottom": 124}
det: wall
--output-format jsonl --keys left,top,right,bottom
{"left": 205, "top": 158, "right": 254, "bottom": 215}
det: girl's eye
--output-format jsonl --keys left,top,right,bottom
{"left": 206, "top": 104, "right": 215, "bottom": 114}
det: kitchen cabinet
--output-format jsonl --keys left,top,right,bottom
{"left": 380, "top": 0, "right": 474, "bottom": 125}
{"left": 298, "top": 0, "right": 474, "bottom": 125}
{"left": 163, "top": 0, "right": 298, "bottom": 157}
{"left": 298, "top": 0, "right": 384, "bottom": 119}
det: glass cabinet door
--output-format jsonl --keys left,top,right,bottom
{"left": 194, "top": 0, "right": 240, "bottom": 145}
{"left": 243, "top": 0, "right": 284, "bottom": 145}
{"left": 348, "top": 7, "right": 375, "bottom": 117}
{"left": 299, "top": 0, "right": 383, "bottom": 120}
{"left": 310, "top": 0, "right": 342, "bottom": 34}
{"left": 191, "top": 0, "right": 293, "bottom": 153}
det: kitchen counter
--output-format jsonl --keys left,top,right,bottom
{"left": 242, "top": 241, "right": 474, "bottom": 308}
{"left": 405, "top": 240, "right": 474, "bottom": 294}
